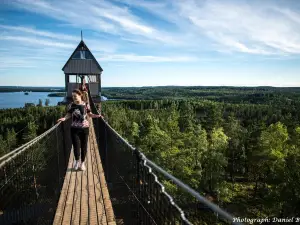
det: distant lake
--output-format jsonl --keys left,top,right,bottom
{"left": 0, "top": 92, "right": 64, "bottom": 109}
{"left": 0, "top": 92, "right": 109, "bottom": 109}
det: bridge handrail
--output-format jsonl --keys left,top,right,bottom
{"left": 101, "top": 116, "right": 241, "bottom": 225}
{"left": 0, "top": 122, "right": 62, "bottom": 169}
{"left": 88, "top": 95, "right": 242, "bottom": 225}
{"left": 142, "top": 153, "right": 238, "bottom": 224}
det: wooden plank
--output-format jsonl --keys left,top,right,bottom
{"left": 80, "top": 144, "right": 89, "bottom": 225}
{"left": 101, "top": 170, "right": 115, "bottom": 224}
{"left": 71, "top": 162, "right": 82, "bottom": 224}
{"left": 61, "top": 153, "right": 77, "bottom": 225}
{"left": 87, "top": 139, "right": 98, "bottom": 224}
{"left": 90, "top": 133, "right": 107, "bottom": 224}
{"left": 90, "top": 122, "right": 116, "bottom": 224}
{"left": 53, "top": 149, "right": 74, "bottom": 225}
{"left": 54, "top": 119, "right": 116, "bottom": 225}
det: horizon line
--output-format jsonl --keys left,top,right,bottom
{"left": 0, "top": 85, "right": 300, "bottom": 88}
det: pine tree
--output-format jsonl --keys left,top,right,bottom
{"left": 22, "top": 121, "right": 38, "bottom": 143}
{"left": 6, "top": 128, "right": 17, "bottom": 151}
{"left": 202, "top": 127, "right": 228, "bottom": 193}
{"left": 45, "top": 99, "right": 50, "bottom": 106}
{"left": 0, "top": 135, "right": 8, "bottom": 157}
{"left": 38, "top": 99, "right": 43, "bottom": 107}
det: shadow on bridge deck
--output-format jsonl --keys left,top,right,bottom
{"left": 53, "top": 121, "right": 116, "bottom": 225}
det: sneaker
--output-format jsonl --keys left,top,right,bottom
{"left": 80, "top": 162, "right": 86, "bottom": 171}
{"left": 73, "top": 160, "right": 80, "bottom": 170}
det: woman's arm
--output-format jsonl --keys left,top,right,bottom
{"left": 87, "top": 112, "right": 103, "bottom": 118}
{"left": 85, "top": 102, "right": 102, "bottom": 118}
{"left": 57, "top": 113, "right": 71, "bottom": 123}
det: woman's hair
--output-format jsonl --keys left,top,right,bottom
{"left": 72, "top": 89, "right": 82, "bottom": 96}
{"left": 79, "top": 83, "right": 87, "bottom": 92}
{"left": 82, "top": 91, "right": 88, "bottom": 102}
{"left": 72, "top": 88, "right": 88, "bottom": 102}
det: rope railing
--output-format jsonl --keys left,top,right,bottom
{"left": 0, "top": 119, "right": 72, "bottom": 225}
{"left": 88, "top": 93, "right": 243, "bottom": 225}
{"left": 0, "top": 123, "right": 60, "bottom": 167}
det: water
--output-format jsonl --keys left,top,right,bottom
{"left": 0, "top": 92, "right": 64, "bottom": 109}
{"left": 0, "top": 92, "right": 109, "bottom": 109}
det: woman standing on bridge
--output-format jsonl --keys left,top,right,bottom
{"left": 79, "top": 77, "right": 89, "bottom": 104}
{"left": 57, "top": 89, "right": 102, "bottom": 171}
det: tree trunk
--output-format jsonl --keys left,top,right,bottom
{"left": 253, "top": 177, "right": 258, "bottom": 199}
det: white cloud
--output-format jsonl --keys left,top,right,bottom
{"left": 0, "top": 24, "right": 78, "bottom": 41}
{"left": 90, "top": 7, "right": 154, "bottom": 34}
{"left": 96, "top": 53, "right": 198, "bottom": 62}
{"left": 0, "top": 36, "right": 75, "bottom": 48}
{"left": 8, "top": 0, "right": 197, "bottom": 47}
{"left": 0, "top": 24, "right": 119, "bottom": 54}
{"left": 111, "top": 0, "right": 200, "bottom": 46}
{"left": 0, "top": 56, "right": 38, "bottom": 69}
{"left": 0, "top": 31, "right": 197, "bottom": 71}
{"left": 4, "top": 0, "right": 300, "bottom": 67}
{"left": 175, "top": 0, "right": 300, "bottom": 55}
{"left": 115, "top": 0, "right": 183, "bottom": 27}
{"left": 10, "top": 0, "right": 172, "bottom": 43}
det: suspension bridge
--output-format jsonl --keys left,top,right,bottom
{"left": 0, "top": 38, "right": 242, "bottom": 225}
{"left": 0, "top": 92, "right": 242, "bottom": 225}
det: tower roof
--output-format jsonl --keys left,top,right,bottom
{"left": 62, "top": 40, "right": 103, "bottom": 74}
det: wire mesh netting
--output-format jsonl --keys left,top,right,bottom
{"left": 89, "top": 100, "right": 240, "bottom": 225}
{"left": 0, "top": 120, "right": 72, "bottom": 225}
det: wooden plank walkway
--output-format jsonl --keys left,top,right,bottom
{"left": 53, "top": 121, "right": 116, "bottom": 225}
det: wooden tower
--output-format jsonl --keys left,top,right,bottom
{"left": 62, "top": 35, "right": 103, "bottom": 104}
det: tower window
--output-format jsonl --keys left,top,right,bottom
{"left": 72, "top": 50, "right": 93, "bottom": 59}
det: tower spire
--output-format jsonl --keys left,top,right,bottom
{"left": 81, "top": 30, "right": 83, "bottom": 41}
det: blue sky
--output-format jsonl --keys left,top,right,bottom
{"left": 1, "top": 0, "right": 300, "bottom": 87}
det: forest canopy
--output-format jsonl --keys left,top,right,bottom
{"left": 1, "top": 86, "right": 300, "bottom": 220}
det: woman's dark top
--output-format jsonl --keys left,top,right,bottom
{"left": 67, "top": 102, "right": 91, "bottom": 128}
